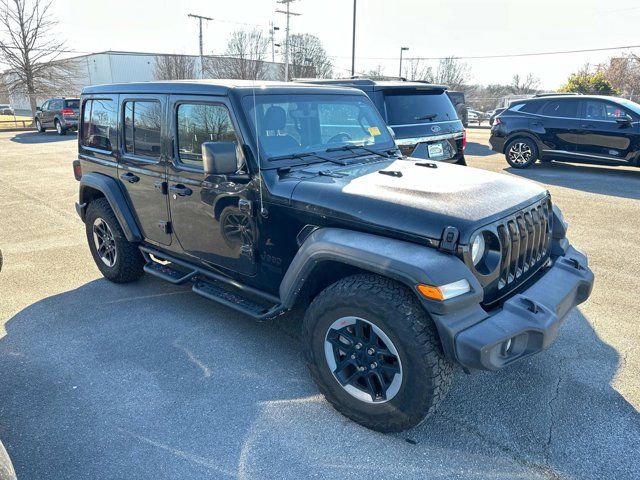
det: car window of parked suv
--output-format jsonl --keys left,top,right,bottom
{"left": 50, "top": 99, "right": 63, "bottom": 110}
{"left": 64, "top": 99, "right": 79, "bottom": 109}
{"left": 541, "top": 99, "right": 579, "bottom": 118}
{"left": 583, "top": 100, "right": 628, "bottom": 120}
{"left": 81, "top": 98, "right": 117, "bottom": 151}
{"left": 177, "top": 103, "right": 243, "bottom": 168}
{"left": 384, "top": 90, "right": 457, "bottom": 125}
{"left": 124, "top": 101, "right": 162, "bottom": 158}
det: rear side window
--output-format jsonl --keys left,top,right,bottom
{"left": 123, "top": 101, "right": 162, "bottom": 158}
{"left": 384, "top": 91, "right": 457, "bottom": 124}
{"left": 520, "top": 102, "right": 542, "bottom": 113}
{"left": 81, "top": 99, "right": 118, "bottom": 152}
{"left": 50, "top": 99, "right": 63, "bottom": 110}
{"left": 64, "top": 99, "right": 79, "bottom": 109}
{"left": 177, "top": 103, "right": 239, "bottom": 165}
{"left": 541, "top": 99, "right": 579, "bottom": 118}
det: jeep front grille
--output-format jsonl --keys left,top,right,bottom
{"left": 479, "top": 197, "right": 553, "bottom": 306}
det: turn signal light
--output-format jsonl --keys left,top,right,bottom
{"left": 462, "top": 129, "right": 467, "bottom": 150}
{"left": 72, "top": 160, "right": 82, "bottom": 181}
{"left": 417, "top": 279, "right": 471, "bottom": 301}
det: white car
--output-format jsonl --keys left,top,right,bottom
{"left": 0, "top": 104, "right": 15, "bottom": 116}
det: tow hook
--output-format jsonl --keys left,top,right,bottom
{"left": 521, "top": 297, "right": 539, "bottom": 314}
{"left": 566, "top": 258, "right": 584, "bottom": 270}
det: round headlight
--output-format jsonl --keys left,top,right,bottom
{"left": 471, "top": 234, "right": 486, "bottom": 266}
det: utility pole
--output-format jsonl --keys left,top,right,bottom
{"left": 351, "top": 0, "right": 357, "bottom": 77}
{"left": 399, "top": 46, "right": 409, "bottom": 78}
{"left": 276, "top": 0, "right": 301, "bottom": 81}
{"left": 269, "top": 22, "right": 280, "bottom": 63}
{"left": 188, "top": 13, "right": 213, "bottom": 78}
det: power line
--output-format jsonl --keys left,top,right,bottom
{"left": 326, "top": 44, "right": 640, "bottom": 61}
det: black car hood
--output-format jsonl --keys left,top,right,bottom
{"left": 289, "top": 159, "right": 548, "bottom": 243}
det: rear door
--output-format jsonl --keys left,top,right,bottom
{"left": 46, "top": 100, "right": 61, "bottom": 126}
{"left": 531, "top": 99, "right": 580, "bottom": 155}
{"left": 576, "top": 99, "right": 638, "bottom": 163}
{"left": 166, "top": 94, "right": 256, "bottom": 275}
{"left": 118, "top": 95, "right": 171, "bottom": 246}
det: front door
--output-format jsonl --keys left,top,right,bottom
{"left": 534, "top": 98, "right": 581, "bottom": 155}
{"left": 166, "top": 95, "right": 257, "bottom": 276}
{"left": 576, "top": 99, "right": 638, "bottom": 163}
{"left": 118, "top": 94, "right": 171, "bottom": 246}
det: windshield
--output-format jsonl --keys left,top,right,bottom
{"left": 242, "top": 94, "right": 395, "bottom": 163}
{"left": 385, "top": 91, "right": 458, "bottom": 125}
{"left": 64, "top": 99, "right": 80, "bottom": 109}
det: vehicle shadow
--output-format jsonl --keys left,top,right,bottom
{"left": 9, "top": 131, "right": 77, "bottom": 144}
{"left": 0, "top": 279, "right": 637, "bottom": 479}
{"left": 506, "top": 161, "right": 640, "bottom": 200}
{"left": 465, "top": 141, "right": 494, "bottom": 157}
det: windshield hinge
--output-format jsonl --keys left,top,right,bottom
{"left": 439, "top": 226, "right": 459, "bottom": 253}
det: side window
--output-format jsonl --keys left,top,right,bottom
{"left": 541, "top": 100, "right": 578, "bottom": 118}
{"left": 584, "top": 101, "right": 630, "bottom": 120}
{"left": 521, "top": 102, "right": 542, "bottom": 114}
{"left": 51, "top": 100, "right": 62, "bottom": 111}
{"left": 176, "top": 103, "right": 241, "bottom": 167}
{"left": 41, "top": 101, "right": 50, "bottom": 111}
{"left": 81, "top": 99, "right": 118, "bottom": 152}
{"left": 123, "top": 100, "right": 162, "bottom": 159}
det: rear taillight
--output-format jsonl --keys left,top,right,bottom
{"left": 62, "top": 108, "right": 75, "bottom": 116}
{"left": 73, "top": 160, "right": 82, "bottom": 180}
{"left": 494, "top": 117, "right": 503, "bottom": 125}
{"left": 462, "top": 129, "right": 467, "bottom": 150}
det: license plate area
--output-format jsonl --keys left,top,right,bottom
{"left": 427, "top": 142, "right": 444, "bottom": 158}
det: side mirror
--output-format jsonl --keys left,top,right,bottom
{"left": 202, "top": 141, "right": 238, "bottom": 175}
{"left": 616, "top": 114, "right": 633, "bottom": 126}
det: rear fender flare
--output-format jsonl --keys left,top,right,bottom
{"left": 78, "top": 172, "right": 142, "bottom": 242}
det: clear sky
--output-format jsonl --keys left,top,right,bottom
{"left": 47, "top": 0, "right": 640, "bottom": 89}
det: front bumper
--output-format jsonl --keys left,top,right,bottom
{"left": 438, "top": 245, "right": 593, "bottom": 371}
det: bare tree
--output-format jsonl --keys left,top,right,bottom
{"left": 206, "top": 29, "right": 269, "bottom": 80}
{"left": 432, "top": 57, "right": 470, "bottom": 90}
{"left": 403, "top": 59, "right": 433, "bottom": 82}
{"left": 153, "top": 55, "right": 196, "bottom": 80}
{"left": 0, "top": 0, "right": 79, "bottom": 115}
{"left": 510, "top": 73, "right": 540, "bottom": 94}
{"left": 365, "top": 64, "right": 386, "bottom": 79}
{"left": 601, "top": 54, "right": 640, "bottom": 98}
{"left": 287, "top": 33, "right": 332, "bottom": 79}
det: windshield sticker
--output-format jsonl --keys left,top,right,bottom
{"left": 368, "top": 126, "right": 381, "bottom": 136}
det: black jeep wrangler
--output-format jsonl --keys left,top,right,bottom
{"left": 74, "top": 80, "right": 594, "bottom": 432}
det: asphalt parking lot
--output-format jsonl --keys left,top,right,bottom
{"left": 0, "top": 128, "right": 638, "bottom": 480}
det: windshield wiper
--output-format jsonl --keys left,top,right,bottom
{"left": 325, "top": 144, "right": 391, "bottom": 159}
{"left": 415, "top": 113, "right": 438, "bottom": 121}
{"left": 267, "top": 151, "right": 348, "bottom": 165}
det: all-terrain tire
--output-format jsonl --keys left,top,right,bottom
{"left": 55, "top": 119, "right": 66, "bottom": 136}
{"left": 35, "top": 119, "right": 45, "bottom": 133}
{"left": 85, "top": 198, "right": 144, "bottom": 283}
{"left": 302, "top": 273, "right": 453, "bottom": 432}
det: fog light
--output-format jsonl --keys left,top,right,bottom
{"left": 501, "top": 338, "right": 513, "bottom": 356}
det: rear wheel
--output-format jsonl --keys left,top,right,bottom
{"left": 302, "top": 274, "right": 453, "bottom": 432}
{"left": 505, "top": 137, "right": 538, "bottom": 168}
{"left": 55, "top": 119, "right": 66, "bottom": 136}
{"left": 85, "top": 198, "right": 144, "bottom": 283}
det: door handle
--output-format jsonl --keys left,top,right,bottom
{"left": 120, "top": 172, "right": 140, "bottom": 183}
{"left": 581, "top": 124, "right": 594, "bottom": 129}
{"left": 531, "top": 121, "right": 543, "bottom": 126}
{"left": 169, "top": 184, "right": 192, "bottom": 196}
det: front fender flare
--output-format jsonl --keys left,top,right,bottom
{"left": 78, "top": 172, "right": 142, "bottom": 243}
{"left": 279, "top": 228, "right": 483, "bottom": 315}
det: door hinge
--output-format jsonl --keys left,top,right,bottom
{"left": 154, "top": 181, "right": 168, "bottom": 195}
{"left": 158, "top": 220, "right": 172, "bottom": 234}
{"left": 238, "top": 198, "right": 253, "bottom": 217}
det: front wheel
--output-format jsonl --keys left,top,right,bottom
{"left": 505, "top": 137, "right": 538, "bottom": 168}
{"left": 302, "top": 274, "right": 453, "bottom": 432}
{"left": 35, "top": 119, "right": 45, "bottom": 133}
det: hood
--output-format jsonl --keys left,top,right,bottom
{"left": 289, "top": 159, "right": 548, "bottom": 243}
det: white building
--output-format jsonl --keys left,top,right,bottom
{"left": 3, "top": 50, "right": 291, "bottom": 112}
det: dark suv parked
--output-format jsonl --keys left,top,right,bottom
{"left": 34, "top": 97, "right": 79, "bottom": 135}
{"left": 490, "top": 94, "right": 640, "bottom": 168}
{"left": 74, "top": 80, "right": 593, "bottom": 432}
{"left": 300, "top": 78, "right": 466, "bottom": 164}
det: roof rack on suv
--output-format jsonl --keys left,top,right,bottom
{"left": 533, "top": 92, "right": 582, "bottom": 97}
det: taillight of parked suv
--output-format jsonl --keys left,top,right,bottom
{"left": 62, "top": 108, "right": 75, "bottom": 117}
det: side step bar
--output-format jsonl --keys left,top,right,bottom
{"left": 139, "top": 246, "right": 287, "bottom": 321}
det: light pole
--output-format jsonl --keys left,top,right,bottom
{"left": 399, "top": 47, "right": 409, "bottom": 79}
{"left": 351, "top": 0, "right": 357, "bottom": 77}
{"left": 188, "top": 13, "right": 213, "bottom": 78}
